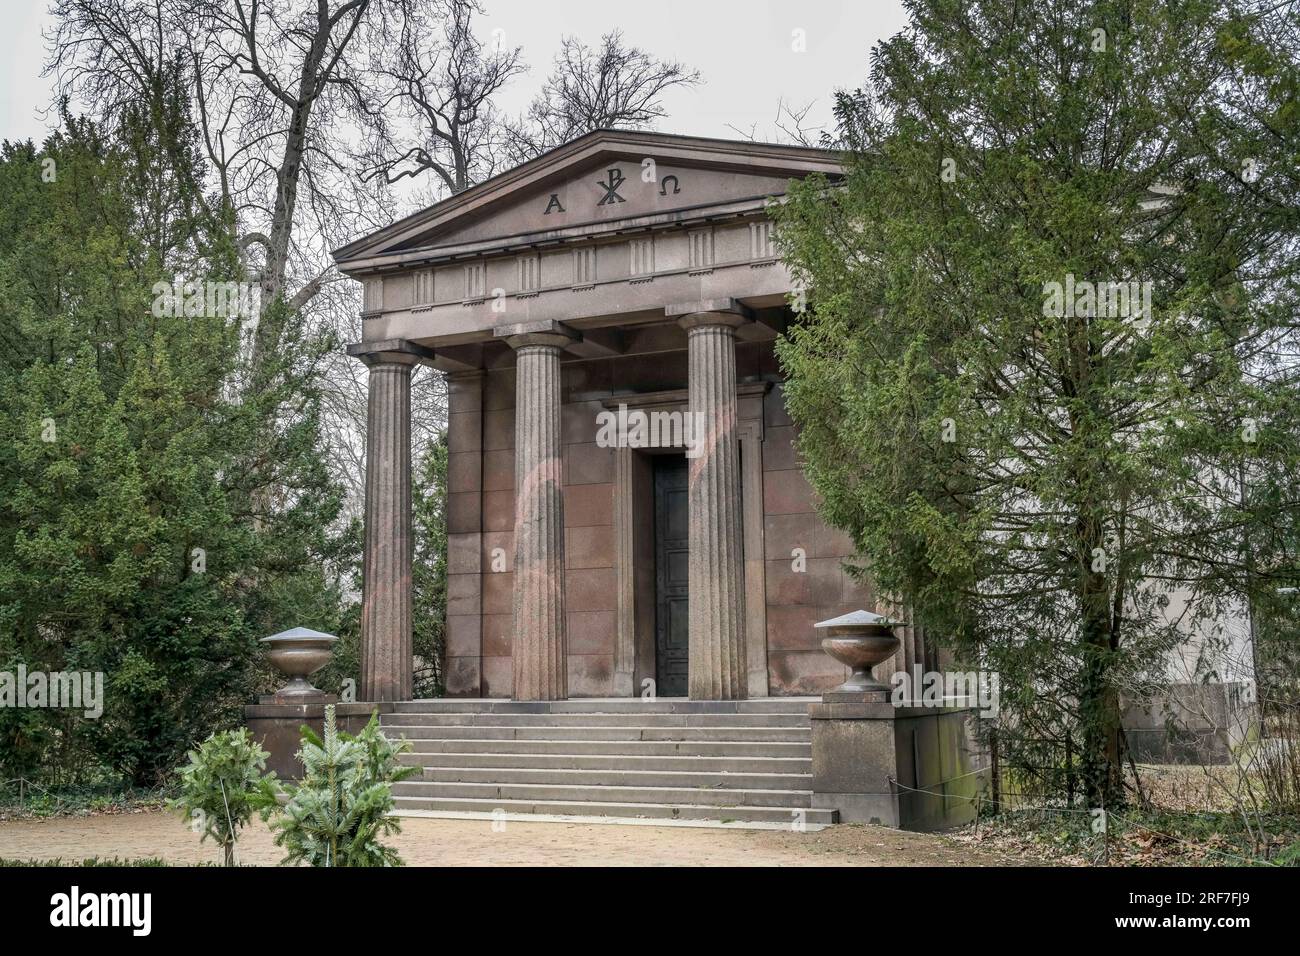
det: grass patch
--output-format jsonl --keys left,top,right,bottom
{"left": 0, "top": 782, "right": 173, "bottom": 821}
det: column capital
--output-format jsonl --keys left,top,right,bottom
{"left": 493, "top": 320, "right": 580, "bottom": 351}
{"left": 666, "top": 297, "right": 753, "bottom": 331}
{"left": 346, "top": 338, "right": 436, "bottom": 368}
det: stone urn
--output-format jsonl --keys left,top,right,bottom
{"left": 261, "top": 627, "right": 339, "bottom": 702}
{"left": 815, "top": 610, "right": 901, "bottom": 694}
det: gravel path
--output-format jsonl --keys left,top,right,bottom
{"left": 0, "top": 811, "right": 1021, "bottom": 866}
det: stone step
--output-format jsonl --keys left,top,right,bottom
{"left": 392, "top": 780, "right": 814, "bottom": 809}
{"left": 412, "top": 764, "right": 812, "bottom": 791}
{"left": 390, "top": 795, "right": 838, "bottom": 827}
{"left": 389, "top": 699, "right": 814, "bottom": 715}
{"left": 399, "top": 738, "right": 812, "bottom": 758}
{"left": 380, "top": 724, "right": 811, "bottom": 743}
{"left": 397, "top": 752, "right": 811, "bottom": 774}
{"left": 380, "top": 712, "right": 808, "bottom": 728}
{"left": 379, "top": 700, "right": 821, "bottom": 829}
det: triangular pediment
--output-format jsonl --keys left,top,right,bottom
{"left": 333, "top": 130, "right": 841, "bottom": 273}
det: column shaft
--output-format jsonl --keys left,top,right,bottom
{"left": 511, "top": 342, "right": 567, "bottom": 700}
{"left": 684, "top": 317, "right": 747, "bottom": 699}
{"left": 361, "top": 361, "right": 414, "bottom": 701}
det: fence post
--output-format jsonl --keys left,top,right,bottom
{"left": 989, "top": 727, "right": 1001, "bottom": 814}
{"left": 1066, "top": 734, "right": 1074, "bottom": 808}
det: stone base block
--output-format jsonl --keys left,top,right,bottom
{"left": 244, "top": 701, "right": 395, "bottom": 780}
{"left": 809, "top": 701, "right": 987, "bottom": 830}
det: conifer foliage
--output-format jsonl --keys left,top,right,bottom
{"left": 775, "top": 0, "right": 1300, "bottom": 807}
{"left": 0, "top": 86, "right": 351, "bottom": 788}
{"left": 170, "top": 728, "right": 279, "bottom": 866}
{"left": 272, "top": 707, "right": 417, "bottom": 867}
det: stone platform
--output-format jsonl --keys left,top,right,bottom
{"left": 246, "top": 695, "right": 987, "bottom": 831}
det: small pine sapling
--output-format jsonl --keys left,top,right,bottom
{"left": 272, "top": 706, "right": 417, "bottom": 867}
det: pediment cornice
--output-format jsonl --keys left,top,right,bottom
{"left": 333, "top": 130, "right": 841, "bottom": 276}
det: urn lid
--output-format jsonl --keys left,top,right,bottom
{"left": 261, "top": 627, "right": 339, "bottom": 643}
{"left": 814, "top": 610, "right": 898, "bottom": 629}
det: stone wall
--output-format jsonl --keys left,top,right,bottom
{"left": 760, "top": 382, "right": 873, "bottom": 694}
{"left": 245, "top": 702, "right": 392, "bottom": 780}
{"left": 1121, "top": 682, "right": 1257, "bottom": 764}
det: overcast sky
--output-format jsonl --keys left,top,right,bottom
{"left": 0, "top": 0, "right": 909, "bottom": 146}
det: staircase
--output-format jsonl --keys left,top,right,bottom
{"left": 381, "top": 698, "right": 836, "bottom": 829}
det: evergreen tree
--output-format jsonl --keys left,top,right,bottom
{"left": 0, "top": 75, "right": 353, "bottom": 787}
{"left": 412, "top": 433, "right": 449, "bottom": 698}
{"left": 272, "top": 707, "right": 416, "bottom": 867}
{"left": 776, "top": 0, "right": 1300, "bottom": 806}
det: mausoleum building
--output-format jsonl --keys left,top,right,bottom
{"left": 334, "top": 130, "right": 931, "bottom": 703}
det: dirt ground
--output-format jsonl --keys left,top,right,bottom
{"left": 0, "top": 810, "right": 1025, "bottom": 866}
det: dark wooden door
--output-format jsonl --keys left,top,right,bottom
{"left": 654, "top": 456, "right": 690, "bottom": 697}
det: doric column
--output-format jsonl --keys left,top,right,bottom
{"left": 347, "top": 339, "right": 433, "bottom": 702}
{"left": 679, "top": 311, "right": 749, "bottom": 699}
{"left": 504, "top": 329, "right": 573, "bottom": 700}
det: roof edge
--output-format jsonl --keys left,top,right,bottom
{"left": 331, "top": 129, "right": 841, "bottom": 265}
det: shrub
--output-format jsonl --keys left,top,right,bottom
{"left": 169, "top": 729, "right": 278, "bottom": 866}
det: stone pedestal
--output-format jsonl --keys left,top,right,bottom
{"left": 244, "top": 702, "right": 393, "bottom": 780}
{"left": 809, "top": 697, "right": 986, "bottom": 830}
{"left": 680, "top": 312, "right": 747, "bottom": 699}
{"left": 506, "top": 331, "right": 571, "bottom": 700}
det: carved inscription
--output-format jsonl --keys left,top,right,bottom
{"left": 539, "top": 167, "right": 687, "bottom": 213}
{"left": 596, "top": 168, "right": 627, "bottom": 205}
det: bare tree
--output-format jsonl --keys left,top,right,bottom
{"left": 362, "top": 0, "right": 524, "bottom": 194}
{"left": 504, "top": 30, "right": 700, "bottom": 164}
{"left": 47, "top": 0, "right": 406, "bottom": 321}
{"left": 195, "top": 1, "right": 406, "bottom": 318}
{"left": 45, "top": 0, "right": 190, "bottom": 123}
{"left": 46, "top": 0, "right": 425, "bottom": 539}
{"left": 44, "top": 1, "right": 698, "bottom": 538}
{"left": 728, "top": 98, "right": 831, "bottom": 148}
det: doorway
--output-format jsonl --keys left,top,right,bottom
{"left": 653, "top": 455, "right": 690, "bottom": 697}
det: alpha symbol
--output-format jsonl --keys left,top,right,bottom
{"left": 544, "top": 193, "right": 564, "bottom": 214}
{"left": 596, "top": 168, "right": 626, "bottom": 205}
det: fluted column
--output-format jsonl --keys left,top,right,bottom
{"left": 507, "top": 332, "right": 570, "bottom": 700}
{"left": 350, "top": 340, "right": 428, "bottom": 702}
{"left": 680, "top": 312, "right": 748, "bottom": 699}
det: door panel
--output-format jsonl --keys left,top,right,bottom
{"left": 654, "top": 456, "right": 690, "bottom": 697}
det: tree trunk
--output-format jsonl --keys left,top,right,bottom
{"left": 1080, "top": 573, "right": 1123, "bottom": 807}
